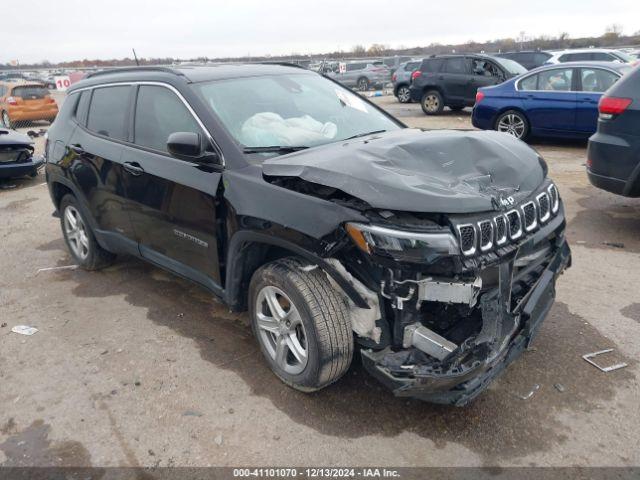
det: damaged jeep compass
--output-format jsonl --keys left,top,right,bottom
{"left": 45, "top": 64, "right": 571, "bottom": 405}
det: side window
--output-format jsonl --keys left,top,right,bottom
{"left": 472, "top": 59, "right": 503, "bottom": 78}
{"left": 134, "top": 85, "right": 202, "bottom": 153}
{"left": 406, "top": 62, "right": 420, "bottom": 71}
{"left": 580, "top": 69, "right": 620, "bottom": 92}
{"left": 519, "top": 74, "right": 538, "bottom": 91}
{"left": 538, "top": 68, "right": 573, "bottom": 91}
{"left": 536, "top": 53, "right": 552, "bottom": 64}
{"left": 86, "top": 86, "right": 131, "bottom": 140}
{"left": 346, "top": 63, "right": 364, "bottom": 72}
{"left": 444, "top": 57, "right": 467, "bottom": 74}
{"left": 75, "top": 90, "right": 91, "bottom": 125}
{"left": 421, "top": 58, "right": 444, "bottom": 72}
{"left": 591, "top": 52, "right": 614, "bottom": 61}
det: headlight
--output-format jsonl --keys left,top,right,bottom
{"left": 346, "top": 222, "right": 459, "bottom": 262}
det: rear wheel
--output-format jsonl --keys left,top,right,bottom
{"left": 249, "top": 257, "right": 353, "bottom": 392}
{"left": 1, "top": 111, "right": 11, "bottom": 129}
{"left": 357, "top": 77, "right": 370, "bottom": 91}
{"left": 59, "top": 194, "right": 115, "bottom": 270}
{"left": 495, "top": 110, "right": 530, "bottom": 140}
{"left": 396, "top": 85, "right": 411, "bottom": 103}
{"left": 421, "top": 90, "right": 444, "bottom": 115}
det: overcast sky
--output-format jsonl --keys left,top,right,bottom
{"left": 5, "top": 0, "right": 639, "bottom": 64}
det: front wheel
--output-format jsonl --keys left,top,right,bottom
{"left": 421, "top": 90, "right": 444, "bottom": 115}
{"left": 495, "top": 110, "right": 530, "bottom": 140}
{"left": 396, "top": 85, "right": 411, "bottom": 103}
{"left": 249, "top": 257, "right": 353, "bottom": 392}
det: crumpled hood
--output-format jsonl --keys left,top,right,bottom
{"left": 0, "top": 128, "right": 33, "bottom": 146}
{"left": 262, "top": 129, "right": 545, "bottom": 213}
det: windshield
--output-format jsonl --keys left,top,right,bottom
{"left": 493, "top": 57, "right": 528, "bottom": 75}
{"left": 194, "top": 73, "right": 401, "bottom": 155}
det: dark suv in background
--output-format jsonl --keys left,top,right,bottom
{"left": 45, "top": 64, "right": 570, "bottom": 405}
{"left": 409, "top": 54, "right": 527, "bottom": 115}
{"left": 588, "top": 64, "right": 640, "bottom": 197}
{"left": 494, "top": 51, "right": 552, "bottom": 70}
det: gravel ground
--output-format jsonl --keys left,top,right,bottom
{"left": 0, "top": 94, "right": 639, "bottom": 470}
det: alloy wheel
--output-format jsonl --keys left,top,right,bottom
{"left": 497, "top": 113, "right": 526, "bottom": 139}
{"left": 424, "top": 94, "right": 440, "bottom": 112}
{"left": 398, "top": 86, "right": 411, "bottom": 103}
{"left": 255, "top": 285, "right": 308, "bottom": 375}
{"left": 63, "top": 205, "right": 90, "bottom": 260}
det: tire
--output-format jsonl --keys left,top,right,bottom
{"left": 59, "top": 194, "right": 115, "bottom": 270}
{"left": 356, "top": 77, "right": 370, "bottom": 91}
{"left": 1, "top": 111, "right": 11, "bottom": 129}
{"left": 495, "top": 109, "right": 530, "bottom": 140}
{"left": 396, "top": 85, "right": 411, "bottom": 103}
{"left": 249, "top": 257, "right": 353, "bottom": 392}
{"left": 421, "top": 90, "right": 444, "bottom": 115}
{"left": 449, "top": 105, "right": 465, "bottom": 112}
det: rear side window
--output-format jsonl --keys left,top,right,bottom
{"left": 87, "top": 86, "right": 131, "bottom": 140}
{"left": 444, "top": 57, "right": 468, "bottom": 74}
{"left": 591, "top": 52, "right": 615, "bottom": 61}
{"left": 421, "top": 58, "right": 444, "bottom": 72}
{"left": 12, "top": 86, "right": 49, "bottom": 99}
{"left": 133, "top": 85, "right": 202, "bottom": 153}
{"left": 405, "top": 61, "right": 420, "bottom": 71}
{"left": 559, "top": 53, "right": 590, "bottom": 62}
{"left": 75, "top": 90, "right": 91, "bottom": 124}
{"left": 346, "top": 63, "right": 365, "bottom": 72}
{"left": 519, "top": 74, "right": 538, "bottom": 90}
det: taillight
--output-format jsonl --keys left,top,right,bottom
{"left": 598, "top": 96, "right": 632, "bottom": 119}
{"left": 7, "top": 96, "right": 18, "bottom": 105}
{"left": 411, "top": 71, "right": 422, "bottom": 81}
{"left": 391, "top": 73, "right": 397, "bottom": 82}
{"left": 47, "top": 97, "right": 56, "bottom": 104}
{"left": 475, "top": 91, "right": 485, "bottom": 104}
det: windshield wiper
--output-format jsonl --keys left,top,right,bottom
{"left": 242, "top": 145, "right": 310, "bottom": 154}
{"left": 343, "top": 130, "right": 387, "bottom": 141}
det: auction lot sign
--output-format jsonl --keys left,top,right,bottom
{"left": 54, "top": 75, "right": 71, "bottom": 91}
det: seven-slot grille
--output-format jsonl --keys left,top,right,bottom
{"left": 455, "top": 184, "right": 561, "bottom": 256}
{"left": 457, "top": 224, "right": 476, "bottom": 255}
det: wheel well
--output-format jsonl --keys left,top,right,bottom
{"left": 493, "top": 107, "right": 530, "bottom": 130}
{"left": 50, "top": 182, "right": 74, "bottom": 209}
{"left": 394, "top": 83, "right": 409, "bottom": 94}
{"left": 227, "top": 242, "right": 302, "bottom": 312}
{"left": 421, "top": 86, "right": 443, "bottom": 98}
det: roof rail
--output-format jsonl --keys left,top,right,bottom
{"left": 256, "top": 61, "right": 307, "bottom": 69}
{"left": 86, "top": 66, "right": 183, "bottom": 79}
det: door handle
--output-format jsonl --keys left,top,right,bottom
{"left": 123, "top": 162, "right": 145, "bottom": 176}
{"left": 69, "top": 144, "right": 85, "bottom": 155}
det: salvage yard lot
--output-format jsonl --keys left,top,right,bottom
{"left": 1, "top": 95, "right": 639, "bottom": 469}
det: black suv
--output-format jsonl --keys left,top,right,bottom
{"left": 410, "top": 54, "right": 527, "bottom": 115}
{"left": 45, "top": 64, "right": 570, "bottom": 405}
{"left": 587, "top": 65, "right": 640, "bottom": 197}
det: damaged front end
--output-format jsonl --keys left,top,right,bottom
{"left": 0, "top": 128, "right": 42, "bottom": 179}
{"left": 334, "top": 182, "right": 571, "bottom": 406}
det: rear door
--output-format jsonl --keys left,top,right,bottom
{"left": 575, "top": 67, "right": 621, "bottom": 133}
{"left": 440, "top": 57, "right": 471, "bottom": 103}
{"left": 519, "top": 67, "right": 578, "bottom": 133}
{"left": 122, "top": 84, "right": 223, "bottom": 289}
{"left": 66, "top": 85, "right": 137, "bottom": 248}
{"left": 468, "top": 58, "right": 506, "bottom": 102}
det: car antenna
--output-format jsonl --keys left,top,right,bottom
{"left": 132, "top": 48, "right": 140, "bottom": 66}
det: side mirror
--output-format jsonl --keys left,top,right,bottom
{"left": 166, "top": 132, "right": 220, "bottom": 164}
{"left": 167, "top": 132, "right": 202, "bottom": 158}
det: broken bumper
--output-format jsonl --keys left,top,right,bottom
{"left": 0, "top": 156, "right": 44, "bottom": 179}
{"left": 361, "top": 239, "right": 571, "bottom": 406}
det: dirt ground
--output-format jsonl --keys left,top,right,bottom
{"left": 1, "top": 94, "right": 639, "bottom": 470}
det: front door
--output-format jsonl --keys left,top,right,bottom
{"left": 122, "top": 84, "right": 223, "bottom": 289}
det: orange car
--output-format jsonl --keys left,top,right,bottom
{"left": 0, "top": 81, "right": 58, "bottom": 128}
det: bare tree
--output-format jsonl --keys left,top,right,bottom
{"left": 351, "top": 45, "right": 366, "bottom": 56}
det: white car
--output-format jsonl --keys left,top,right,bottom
{"left": 545, "top": 48, "right": 636, "bottom": 64}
